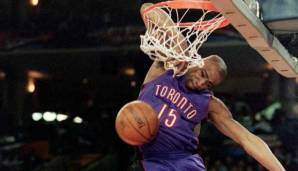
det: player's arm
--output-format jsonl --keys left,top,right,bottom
{"left": 142, "top": 60, "right": 165, "bottom": 84}
{"left": 208, "top": 96, "right": 285, "bottom": 171}
{"left": 140, "top": 3, "right": 166, "bottom": 84}
{"left": 140, "top": 3, "right": 188, "bottom": 84}
{"left": 140, "top": 3, "right": 187, "bottom": 43}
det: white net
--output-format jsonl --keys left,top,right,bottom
{"left": 140, "top": 2, "right": 227, "bottom": 76}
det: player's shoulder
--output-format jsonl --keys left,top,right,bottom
{"left": 208, "top": 95, "right": 222, "bottom": 105}
{"left": 143, "top": 61, "right": 166, "bottom": 84}
{"left": 208, "top": 95, "right": 229, "bottom": 113}
{"left": 200, "top": 89, "right": 213, "bottom": 96}
{"left": 141, "top": 70, "right": 173, "bottom": 92}
{"left": 191, "top": 89, "right": 213, "bottom": 98}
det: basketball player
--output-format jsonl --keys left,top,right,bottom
{"left": 131, "top": 3, "right": 285, "bottom": 171}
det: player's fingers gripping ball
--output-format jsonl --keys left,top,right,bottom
{"left": 115, "top": 100, "right": 160, "bottom": 146}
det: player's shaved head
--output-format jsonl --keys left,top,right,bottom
{"left": 204, "top": 55, "right": 227, "bottom": 83}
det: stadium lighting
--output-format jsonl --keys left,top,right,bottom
{"left": 130, "top": 80, "right": 136, "bottom": 87}
{"left": 56, "top": 114, "right": 68, "bottom": 122}
{"left": 43, "top": 112, "right": 57, "bottom": 122}
{"left": 30, "top": 0, "right": 39, "bottom": 6}
{"left": 123, "top": 67, "right": 135, "bottom": 76}
{"left": 73, "top": 116, "right": 83, "bottom": 124}
{"left": 32, "top": 112, "right": 43, "bottom": 121}
{"left": 27, "top": 78, "right": 35, "bottom": 93}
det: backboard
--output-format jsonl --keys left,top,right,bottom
{"left": 261, "top": 0, "right": 298, "bottom": 34}
{"left": 210, "top": 0, "right": 298, "bottom": 78}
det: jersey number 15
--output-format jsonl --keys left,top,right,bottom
{"left": 158, "top": 104, "right": 178, "bottom": 128}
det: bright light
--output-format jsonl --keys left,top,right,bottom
{"left": 30, "top": 0, "right": 39, "bottom": 6}
{"left": 32, "top": 112, "right": 42, "bottom": 121}
{"left": 27, "top": 78, "right": 35, "bottom": 93}
{"left": 56, "top": 114, "right": 68, "bottom": 122}
{"left": 130, "top": 80, "right": 136, "bottom": 87}
{"left": 43, "top": 112, "right": 57, "bottom": 122}
{"left": 28, "top": 70, "right": 47, "bottom": 79}
{"left": 123, "top": 67, "right": 135, "bottom": 76}
{"left": 73, "top": 116, "right": 83, "bottom": 124}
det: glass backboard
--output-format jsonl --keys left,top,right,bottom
{"left": 210, "top": 0, "right": 298, "bottom": 78}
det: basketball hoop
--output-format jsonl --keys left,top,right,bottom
{"left": 140, "top": 0, "right": 229, "bottom": 76}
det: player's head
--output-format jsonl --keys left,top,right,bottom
{"left": 185, "top": 55, "right": 227, "bottom": 91}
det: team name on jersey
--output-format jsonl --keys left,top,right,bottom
{"left": 155, "top": 84, "right": 197, "bottom": 119}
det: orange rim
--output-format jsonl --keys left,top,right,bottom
{"left": 142, "top": 0, "right": 230, "bottom": 30}
{"left": 178, "top": 19, "right": 230, "bottom": 30}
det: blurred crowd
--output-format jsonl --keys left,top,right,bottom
{"left": 0, "top": 93, "right": 297, "bottom": 171}
{"left": 200, "top": 94, "right": 298, "bottom": 171}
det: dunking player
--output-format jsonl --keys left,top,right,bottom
{"left": 131, "top": 3, "right": 285, "bottom": 171}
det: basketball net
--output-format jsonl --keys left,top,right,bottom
{"left": 140, "top": 0, "right": 229, "bottom": 76}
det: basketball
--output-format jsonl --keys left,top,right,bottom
{"left": 115, "top": 100, "right": 159, "bottom": 146}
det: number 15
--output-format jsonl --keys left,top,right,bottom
{"left": 158, "top": 104, "right": 177, "bottom": 128}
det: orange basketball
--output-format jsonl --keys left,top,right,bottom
{"left": 115, "top": 100, "right": 159, "bottom": 146}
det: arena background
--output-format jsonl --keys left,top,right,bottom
{"left": 0, "top": 0, "right": 297, "bottom": 170}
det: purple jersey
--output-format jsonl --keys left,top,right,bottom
{"left": 138, "top": 70, "right": 211, "bottom": 157}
